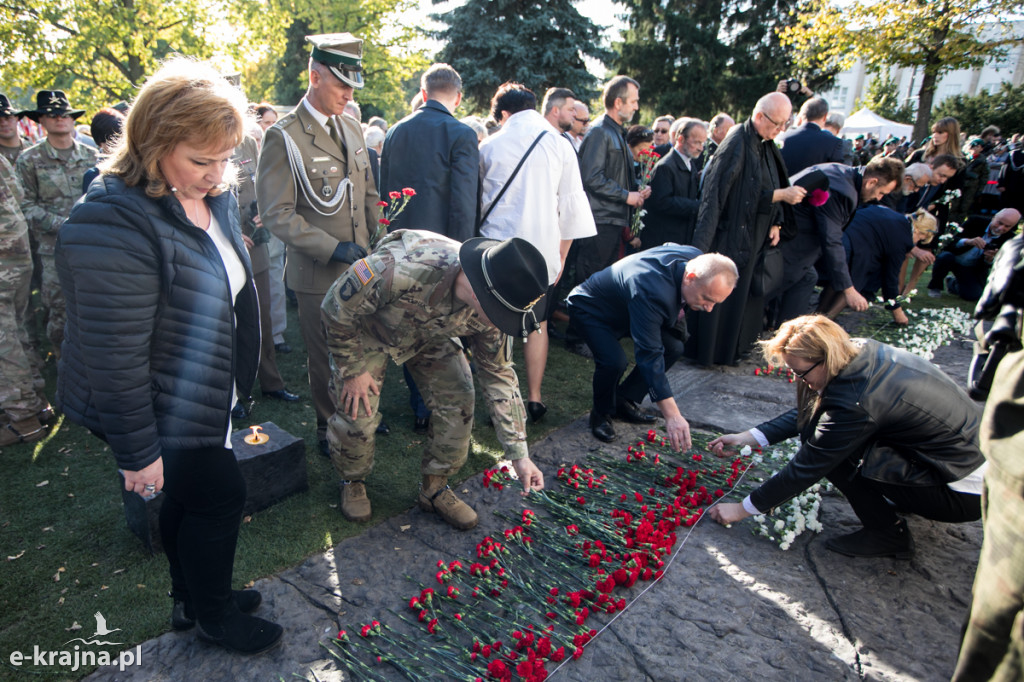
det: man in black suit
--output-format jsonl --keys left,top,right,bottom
{"left": 778, "top": 97, "right": 845, "bottom": 175}
{"left": 701, "top": 112, "right": 734, "bottom": 169}
{"left": 927, "top": 208, "right": 1020, "bottom": 301}
{"left": 379, "top": 63, "right": 478, "bottom": 242}
{"left": 641, "top": 118, "right": 706, "bottom": 249}
{"left": 378, "top": 62, "right": 479, "bottom": 432}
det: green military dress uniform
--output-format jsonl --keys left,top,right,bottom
{"left": 257, "top": 68, "right": 380, "bottom": 440}
{"left": 16, "top": 137, "right": 97, "bottom": 354}
{"left": 321, "top": 230, "right": 529, "bottom": 481}
{"left": 0, "top": 155, "right": 46, "bottom": 422}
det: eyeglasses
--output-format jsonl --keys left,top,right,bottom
{"left": 575, "top": 117, "right": 589, "bottom": 124}
{"left": 791, "top": 359, "right": 822, "bottom": 380}
{"left": 654, "top": 128, "right": 670, "bottom": 135}
{"left": 761, "top": 112, "right": 786, "bottom": 131}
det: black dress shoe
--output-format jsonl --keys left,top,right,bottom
{"left": 318, "top": 439, "right": 330, "bottom": 458}
{"left": 589, "top": 411, "right": 616, "bottom": 442}
{"left": 376, "top": 421, "right": 390, "bottom": 435}
{"left": 615, "top": 399, "right": 657, "bottom": 424}
{"left": 527, "top": 401, "right": 547, "bottom": 423}
{"left": 172, "top": 590, "right": 263, "bottom": 631}
{"left": 273, "top": 342, "right": 292, "bottom": 354}
{"left": 262, "top": 388, "right": 300, "bottom": 402}
{"left": 413, "top": 416, "right": 429, "bottom": 434}
{"left": 231, "top": 403, "right": 248, "bottom": 420}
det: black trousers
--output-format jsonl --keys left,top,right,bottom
{"left": 826, "top": 456, "right": 981, "bottom": 530}
{"left": 160, "top": 445, "right": 247, "bottom": 623}
{"left": 575, "top": 308, "right": 684, "bottom": 416}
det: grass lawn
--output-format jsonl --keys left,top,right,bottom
{"left": 0, "top": 302, "right": 594, "bottom": 680}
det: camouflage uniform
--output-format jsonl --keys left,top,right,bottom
{"left": 953, "top": 348, "right": 1024, "bottom": 682}
{"left": 0, "top": 155, "right": 46, "bottom": 421}
{"left": 0, "top": 140, "right": 24, "bottom": 166}
{"left": 16, "top": 138, "right": 97, "bottom": 354}
{"left": 321, "top": 229, "right": 528, "bottom": 480}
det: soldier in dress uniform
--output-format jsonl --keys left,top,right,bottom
{"left": 16, "top": 90, "right": 97, "bottom": 357}
{"left": 232, "top": 134, "right": 299, "bottom": 417}
{"left": 321, "top": 230, "right": 547, "bottom": 528}
{"left": 0, "top": 155, "right": 50, "bottom": 445}
{"left": 0, "top": 95, "right": 26, "bottom": 166}
{"left": 256, "top": 33, "right": 380, "bottom": 457}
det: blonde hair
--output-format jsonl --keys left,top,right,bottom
{"left": 910, "top": 209, "right": 937, "bottom": 245}
{"left": 760, "top": 315, "right": 861, "bottom": 427}
{"left": 100, "top": 57, "right": 249, "bottom": 198}
{"left": 922, "top": 116, "right": 962, "bottom": 161}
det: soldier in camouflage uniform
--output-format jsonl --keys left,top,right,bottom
{"left": 16, "top": 90, "right": 97, "bottom": 357}
{"left": 0, "top": 154, "right": 49, "bottom": 445}
{"left": 953, "top": 236, "right": 1024, "bottom": 682}
{"left": 0, "top": 95, "right": 26, "bottom": 166}
{"left": 321, "top": 229, "right": 547, "bottom": 528}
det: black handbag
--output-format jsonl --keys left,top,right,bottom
{"left": 751, "top": 245, "right": 784, "bottom": 298}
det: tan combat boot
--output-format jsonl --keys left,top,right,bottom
{"left": 0, "top": 417, "right": 46, "bottom": 447}
{"left": 419, "top": 475, "right": 478, "bottom": 530}
{"left": 339, "top": 480, "right": 372, "bottom": 522}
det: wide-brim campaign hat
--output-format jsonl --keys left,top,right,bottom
{"left": 0, "top": 95, "right": 19, "bottom": 118}
{"left": 20, "top": 90, "right": 85, "bottom": 122}
{"left": 307, "top": 33, "right": 364, "bottom": 90}
{"left": 460, "top": 237, "right": 548, "bottom": 338}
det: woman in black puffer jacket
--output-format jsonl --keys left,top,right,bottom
{"left": 706, "top": 315, "right": 985, "bottom": 560}
{"left": 56, "top": 58, "right": 281, "bottom": 654}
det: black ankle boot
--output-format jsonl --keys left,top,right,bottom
{"left": 196, "top": 606, "right": 283, "bottom": 655}
{"left": 825, "top": 519, "right": 915, "bottom": 560}
{"left": 589, "top": 411, "right": 616, "bottom": 442}
{"left": 171, "top": 589, "right": 263, "bottom": 631}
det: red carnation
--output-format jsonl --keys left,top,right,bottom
{"left": 402, "top": 187, "right": 416, "bottom": 196}
{"left": 389, "top": 190, "right": 401, "bottom": 200}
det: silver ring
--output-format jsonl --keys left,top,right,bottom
{"left": 144, "top": 484, "right": 156, "bottom": 492}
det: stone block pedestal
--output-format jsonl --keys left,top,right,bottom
{"left": 119, "top": 422, "right": 307, "bottom": 553}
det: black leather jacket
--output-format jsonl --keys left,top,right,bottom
{"left": 578, "top": 113, "right": 634, "bottom": 225}
{"left": 750, "top": 339, "right": 984, "bottom": 512}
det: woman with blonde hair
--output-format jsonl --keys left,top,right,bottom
{"left": 56, "top": 58, "right": 282, "bottom": 653}
{"left": 708, "top": 315, "right": 985, "bottom": 559}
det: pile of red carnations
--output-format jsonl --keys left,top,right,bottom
{"left": 753, "top": 364, "right": 796, "bottom": 383}
{"left": 325, "top": 430, "right": 753, "bottom": 681}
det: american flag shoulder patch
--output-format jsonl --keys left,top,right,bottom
{"left": 354, "top": 258, "right": 375, "bottom": 285}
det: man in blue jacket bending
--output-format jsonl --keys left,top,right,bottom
{"left": 567, "top": 247, "right": 737, "bottom": 450}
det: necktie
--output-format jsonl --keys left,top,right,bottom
{"left": 328, "top": 117, "right": 344, "bottom": 152}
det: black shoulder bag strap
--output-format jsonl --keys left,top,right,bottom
{"left": 478, "top": 131, "right": 547, "bottom": 230}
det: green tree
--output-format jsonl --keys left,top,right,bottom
{"left": 852, "top": 71, "right": 916, "bottom": 124}
{"left": 612, "top": 0, "right": 820, "bottom": 122}
{"left": 779, "top": 0, "right": 1024, "bottom": 142}
{"left": 932, "top": 82, "right": 1024, "bottom": 136}
{"left": 430, "top": 0, "right": 613, "bottom": 115}
{"left": 0, "top": 0, "right": 223, "bottom": 112}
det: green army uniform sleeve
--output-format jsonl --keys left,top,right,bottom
{"left": 0, "top": 156, "right": 31, "bottom": 266}
{"left": 322, "top": 253, "right": 392, "bottom": 380}
{"left": 466, "top": 328, "right": 529, "bottom": 461}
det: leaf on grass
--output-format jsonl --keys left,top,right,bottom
{"left": 67, "top": 493, "right": 74, "bottom": 498}
{"left": 36, "top": 480, "right": 49, "bottom": 487}
{"left": 65, "top": 621, "right": 82, "bottom": 632}
{"left": 399, "top": 525, "right": 410, "bottom": 532}
{"left": 244, "top": 580, "right": 255, "bottom": 589}
{"left": 90, "top": 562, "right": 99, "bottom": 567}
{"left": 243, "top": 516, "right": 252, "bottom": 523}
{"left": 36, "top": 544, "right": 46, "bottom": 550}
{"left": 57, "top": 597, "right": 64, "bottom": 605}
{"left": 351, "top": 578, "right": 364, "bottom": 586}
{"left": 112, "top": 568, "right": 125, "bottom": 575}
{"left": 42, "top": 526, "right": 54, "bottom": 532}
{"left": 7, "top": 551, "right": 25, "bottom": 561}
{"left": 100, "top": 585, "right": 108, "bottom": 590}
{"left": 53, "top": 567, "right": 66, "bottom": 582}
{"left": 137, "top": 584, "right": 145, "bottom": 589}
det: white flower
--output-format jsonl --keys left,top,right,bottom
{"left": 740, "top": 445, "right": 752, "bottom": 456}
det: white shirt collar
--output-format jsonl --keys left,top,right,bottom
{"left": 302, "top": 97, "right": 333, "bottom": 133}
{"left": 672, "top": 146, "right": 693, "bottom": 171}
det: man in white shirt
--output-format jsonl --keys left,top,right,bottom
{"left": 478, "top": 82, "right": 596, "bottom": 423}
